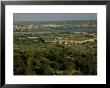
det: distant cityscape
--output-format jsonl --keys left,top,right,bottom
{"left": 14, "top": 20, "right": 96, "bottom": 45}
{"left": 14, "top": 20, "right": 96, "bottom": 32}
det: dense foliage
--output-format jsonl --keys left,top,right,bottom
{"left": 14, "top": 40, "right": 97, "bottom": 75}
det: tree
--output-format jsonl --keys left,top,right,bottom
{"left": 38, "top": 37, "right": 45, "bottom": 43}
{"left": 50, "top": 61, "right": 61, "bottom": 70}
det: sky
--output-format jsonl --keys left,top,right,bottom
{"left": 14, "top": 13, "right": 97, "bottom": 22}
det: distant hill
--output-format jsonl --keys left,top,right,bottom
{"left": 14, "top": 20, "right": 97, "bottom": 25}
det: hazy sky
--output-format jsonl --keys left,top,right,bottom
{"left": 14, "top": 13, "right": 97, "bottom": 22}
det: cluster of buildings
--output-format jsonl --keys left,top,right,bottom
{"left": 14, "top": 22, "right": 96, "bottom": 32}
